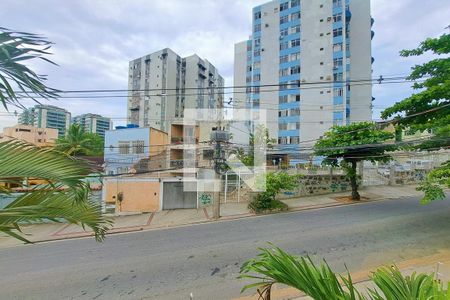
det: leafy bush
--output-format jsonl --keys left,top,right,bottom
{"left": 248, "top": 172, "right": 299, "bottom": 214}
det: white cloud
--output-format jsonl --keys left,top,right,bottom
{"left": 0, "top": 0, "right": 448, "bottom": 130}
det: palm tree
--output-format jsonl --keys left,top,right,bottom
{"left": 239, "top": 246, "right": 449, "bottom": 300}
{"left": 0, "top": 27, "right": 111, "bottom": 242}
{"left": 56, "top": 124, "right": 104, "bottom": 156}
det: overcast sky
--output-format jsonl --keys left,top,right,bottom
{"left": 0, "top": 0, "right": 449, "bottom": 129}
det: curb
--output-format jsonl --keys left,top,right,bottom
{"left": 14, "top": 193, "right": 420, "bottom": 245}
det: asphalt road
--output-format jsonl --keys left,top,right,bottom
{"left": 1, "top": 196, "right": 450, "bottom": 300}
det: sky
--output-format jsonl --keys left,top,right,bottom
{"left": 0, "top": 0, "right": 449, "bottom": 130}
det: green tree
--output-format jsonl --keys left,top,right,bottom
{"left": 249, "top": 172, "right": 299, "bottom": 213}
{"left": 0, "top": 28, "right": 110, "bottom": 242}
{"left": 314, "top": 122, "right": 395, "bottom": 200}
{"left": 237, "top": 124, "right": 276, "bottom": 167}
{"left": 240, "top": 246, "right": 449, "bottom": 300}
{"left": 56, "top": 124, "right": 104, "bottom": 156}
{"left": 381, "top": 32, "right": 450, "bottom": 202}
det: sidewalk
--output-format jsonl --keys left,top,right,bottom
{"left": 234, "top": 249, "right": 450, "bottom": 300}
{"left": 0, "top": 185, "right": 423, "bottom": 248}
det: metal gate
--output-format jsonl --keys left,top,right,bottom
{"left": 162, "top": 182, "right": 197, "bottom": 210}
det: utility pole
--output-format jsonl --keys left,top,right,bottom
{"left": 210, "top": 128, "right": 230, "bottom": 219}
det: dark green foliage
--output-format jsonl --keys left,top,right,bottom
{"left": 0, "top": 27, "right": 59, "bottom": 109}
{"left": 240, "top": 246, "right": 449, "bottom": 300}
{"left": 248, "top": 172, "right": 298, "bottom": 213}
{"left": 0, "top": 28, "right": 110, "bottom": 243}
{"left": 381, "top": 33, "right": 450, "bottom": 202}
{"left": 56, "top": 124, "right": 104, "bottom": 156}
{"left": 315, "top": 122, "right": 395, "bottom": 200}
{"left": 237, "top": 125, "right": 276, "bottom": 167}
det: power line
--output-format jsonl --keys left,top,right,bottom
{"left": 12, "top": 74, "right": 420, "bottom": 95}
{"left": 10, "top": 78, "right": 425, "bottom": 100}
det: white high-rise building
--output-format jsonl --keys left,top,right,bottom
{"left": 18, "top": 105, "right": 71, "bottom": 137}
{"left": 72, "top": 113, "right": 112, "bottom": 138}
{"left": 234, "top": 0, "right": 373, "bottom": 162}
{"left": 127, "top": 48, "right": 224, "bottom": 132}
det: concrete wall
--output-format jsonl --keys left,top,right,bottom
{"left": 277, "top": 174, "right": 353, "bottom": 198}
{"left": 103, "top": 178, "right": 161, "bottom": 213}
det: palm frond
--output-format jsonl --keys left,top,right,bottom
{"left": 0, "top": 27, "right": 59, "bottom": 110}
{"left": 239, "top": 246, "right": 366, "bottom": 300}
{"left": 369, "top": 265, "right": 447, "bottom": 300}
{"left": 0, "top": 140, "right": 92, "bottom": 202}
{"left": 0, "top": 140, "right": 111, "bottom": 242}
{"left": 0, "top": 189, "right": 112, "bottom": 242}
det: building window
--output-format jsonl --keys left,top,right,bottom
{"left": 279, "top": 95, "right": 288, "bottom": 103}
{"left": 254, "top": 24, "right": 261, "bottom": 32}
{"left": 333, "top": 58, "right": 343, "bottom": 68}
{"left": 279, "top": 82, "right": 288, "bottom": 90}
{"left": 253, "top": 61, "right": 261, "bottom": 69}
{"left": 333, "top": 28, "right": 343, "bottom": 37}
{"left": 290, "top": 108, "right": 300, "bottom": 116}
{"left": 291, "top": 0, "right": 300, "bottom": 7}
{"left": 118, "top": 141, "right": 130, "bottom": 154}
{"left": 291, "top": 66, "right": 300, "bottom": 74}
{"left": 291, "top": 12, "right": 300, "bottom": 21}
{"left": 254, "top": 11, "right": 261, "bottom": 20}
{"left": 279, "top": 110, "right": 288, "bottom": 117}
{"left": 290, "top": 38, "right": 300, "bottom": 47}
{"left": 290, "top": 24, "right": 301, "bottom": 34}
{"left": 253, "top": 74, "right": 261, "bottom": 81}
{"left": 290, "top": 52, "right": 300, "bottom": 61}
{"left": 254, "top": 86, "right": 260, "bottom": 94}
{"left": 334, "top": 88, "right": 343, "bottom": 97}
{"left": 132, "top": 140, "right": 145, "bottom": 154}
{"left": 280, "top": 68, "right": 289, "bottom": 77}
{"left": 333, "top": 13, "right": 342, "bottom": 22}
{"left": 290, "top": 80, "right": 300, "bottom": 87}
{"left": 291, "top": 136, "right": 300, "bottom": 144}
{"left": 280, "top": 15, "right": 289, "bottom": 24}
{"left": 334, "top": 73, "right": 343, "bottom": 82}
{"left": 279, "top": 123, "right": 288, "bottom": 130}
{"left": 280, "top": 55, "right": 289, "bottom": 64}
{"left": 254, "top": 38, "right": 261, "bottom": 47}
{"left": 333, "top": 0, "right": 342, "bottom": 7}
{"left": 280, "top": 2, "right": 289, "bottom": 11}
{"left": 280, "top": 28, "right": 288, "bottom": 38}
{"left": 254, "top": 49, "right": 261, "bottom": 57}
{"left": 280, "top": 41, "right": 289, "bottom": 50}
{"left": 333, "top": 43, "right": 343, "bottom": 52}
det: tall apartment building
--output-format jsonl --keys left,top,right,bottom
{"left": 73, "top": 113, "right": 112, "bottom": 138}
{"left": 18, "top": 105, "right": 71, "bottom": 137}
{"left": 234, "top": 0, "right": 373, "bottom": 161}
{"left": 127, "top": 48, "right": 224, "bottom": 132}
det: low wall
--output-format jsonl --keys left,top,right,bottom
{"left": 393, "top": 169, "right": 428, "bottom": 185}
{"left": 277, "top": 174, "right": 354, "bottom": 199}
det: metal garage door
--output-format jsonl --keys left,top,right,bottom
{"left": 163, "top": 182, "right": 197, "bottom": 209}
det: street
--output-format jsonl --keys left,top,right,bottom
{"left": 1, "top": 196, "right": 450, "bottom": 300}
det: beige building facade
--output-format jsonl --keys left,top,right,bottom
{"left": 0, "top": 124, "right": 58, "bottom": 146}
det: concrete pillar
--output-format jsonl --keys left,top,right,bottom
{"left": 389, "top": 163, "right": 396, "bottom": 186}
